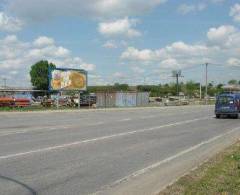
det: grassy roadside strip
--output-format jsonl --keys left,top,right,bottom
{"left": 0, "top": 106, "right": 82, "bottom": 112}
{"left": 0, "top": 105, "right": 214, "bottom": 113}
{"left": 159, "top": 141, "right": 240, "bottom": 195}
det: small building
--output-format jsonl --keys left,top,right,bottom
{"left": 222, "top": 85, "right": 240, "bottom": 92}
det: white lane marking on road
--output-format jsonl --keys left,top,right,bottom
{"left": 93, "top": 125, "right": 240, "bottom": 194}
{"left": 0, "top": 116, "right": 210, "bottom": 161}
{"left": 0, "top": 121, "right": 106, "bottom": 137}
{"left": 138, "top": 110, "right": 204, "bottom": 120}
{"left": 141, "top": 115, "right": 155, "bottom": 119}
{"left": 119, "top": 118, "right": 132, "bottom": 122}
{"left": 0, "top": 110, "right": 210, "bottom": 137}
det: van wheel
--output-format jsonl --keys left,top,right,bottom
{"left": 216, "top": 114, "right": 221, "bottom": 119}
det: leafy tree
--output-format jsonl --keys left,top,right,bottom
{"left": 88, "top": 81, "right": 227, "bottom": 97}
{"left": 114, "top": 83, "right": 129, "bottom": 91}
{"left": 30, "top": 60, "right": 56, "bottom": 90}
{"left": 185, "top": 81, "right": 197, "bottom": 97}
{"left": 217, "top": 84, "right": 223, "bottom": 89}
{"left": 228, "top": 79, "right": 238, "bottom": 85}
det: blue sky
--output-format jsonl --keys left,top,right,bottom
{"left": 0, "top": 0, "right": 240, "bottom": 87}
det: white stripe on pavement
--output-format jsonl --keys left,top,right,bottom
{"left": 0, "top": 110, "right": 209, "bottom": 137}
{"left": 0, "top": 116, "right": 210, "bottom": 161}
{"left": 0, "top": 111, "right": 208, "bottom": 137}
{"left": 93, "top": 125, "right": 240, "bottom": 195}
{"left": 119, "top": 118, "right": 132, "bottom": 122}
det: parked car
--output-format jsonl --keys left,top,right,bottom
{"left": 215, "top": 92, "right": 240, "bottom": 119}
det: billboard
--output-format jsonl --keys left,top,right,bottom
{"left": 49, "top": 68, "right": 87, "bottom": 91}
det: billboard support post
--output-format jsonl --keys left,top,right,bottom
{"left": 57, "top": 92, "right": 60, "bottom": 109}
{"left": 78, "top": 91, "right": 81, "bottom": 109}
{"left": 88, "top": 94, "right": 91, "bottom": 109}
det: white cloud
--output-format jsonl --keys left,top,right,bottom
{"left": 98, "top": 18, "right": 141, "bottom": 38}
{"left": 211, "top": 0, "right": 225, "bottom": 3}
{"left": 230, "top": 3, "right": 240, "bottom": 22}
{"left": 102, "top": 40, "right": 118, "bottom": 49}
{"left": 80, "top": 63, "right": 96, "bottom": 71}
{"left": 177, "top": 3, "right": 206, "bottom": 15}
{"left": 177, "top": 1, "right": 226, "bottom": 15}
{"left": 0, "top": 12, "right": 23, "bottom": 32}
{"left": 121, "top": 47, "right": 158, "bottom": 61}
{"left": 0, "top": 35, "right": 96, "bottom": 86}
{"left": 113, "top": 72, "right": 126, "bottom": 78}
{"left": 88, "top": 74, "right": 106, "bottom": 85}
{"left": 5, "top": 0, "right": 167, "bottom": 21}
{"left": 28, "top": 46, "right": 70, "bottom": 59}
{"left": 33, "top": 36, "right": 55, "bottom": 47}
{"left": 227, "top": 58, "right": 240, "bottom": 67}
{"left": 207, "top": 25, "right": 236, "bottom": 42}
{"left": 121, "top": 25, "right": 240, "bottom": 71}
{"left": 9, "top": 70, "right": 18, "bottom": 75}
{"left": 131, "top": 66, "right": 145, "bottom": 74}
{"left": 160, "top": 58, "right": 179, "bottom": 69}
{"left": 207, "top": 25, "right": 240, "bottom": 48}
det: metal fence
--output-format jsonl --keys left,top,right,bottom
{"left": 96, "top": 92, "right": 149, "bottom": 108}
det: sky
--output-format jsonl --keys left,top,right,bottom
{"left": 0, "top": 0, "right": 240, "bottom": 87}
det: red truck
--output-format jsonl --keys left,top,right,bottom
{"left": 0, "top": 97, "right": 31, "bottom": 108}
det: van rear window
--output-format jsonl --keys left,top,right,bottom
{"left": 217, "top": 96, "right": 234, "bottom": 105}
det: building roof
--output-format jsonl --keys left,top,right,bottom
{"left": 222, "top": 85, "right": 240, "bottom": 91}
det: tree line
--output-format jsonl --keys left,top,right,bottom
{"left": 88, "top": 82, "right": 226, "bottom": 97}
{"left": 30, "top": 60, "right": 238, "bottom": 97}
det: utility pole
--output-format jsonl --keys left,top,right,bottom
{"left": 78, "top": 91, "right": 81, "bottom": 109}
{"left": 205, "top": 63, "right": 208, "bottom": 104}
{"left": 172, "top": 70, "right": 183, "bottom": 97}
{"left": 176, "top": 73, "right": 179, "bottom": 96}
{"left": 200, "top": 83, "right": 202, "bottom": 100}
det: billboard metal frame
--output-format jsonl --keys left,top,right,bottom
{"left": 48, "top": 67, "right": 88, "bottom": 92}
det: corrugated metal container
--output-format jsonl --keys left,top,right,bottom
{"left": 95, "top": 93, "right": 105, "bottom": 108}
{"left": 96, "top": 92, "right": 116, "bottom": 108}
{"left": 96, "top": 92, "right": 149, "bottom": 108}
{"left": 105, "top": 93, "right": 116, "bottom": 107}
{"left": 116, "top": 92, "right": 136, "bottom": 107}
{"left": 137, "top": 92, "right": 149, "bottom": 106}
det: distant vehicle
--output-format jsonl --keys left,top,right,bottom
{"left": 215, "top": 93, "right": 240, "bottom": 119}
{"left": 164, "top": 96, "right": 189, "bottom": 106}
{"left": 0, "top": 97, "right": 31, "bottom": 108}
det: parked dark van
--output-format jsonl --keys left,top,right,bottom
{"left": 215, "top": 93, "right": 240, "bottom": 119}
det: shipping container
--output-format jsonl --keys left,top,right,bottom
{"left": 96, "top": 92, "right": 149, "bottom": 108}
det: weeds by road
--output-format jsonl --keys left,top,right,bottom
{"left": 160, "top": 141, "right": 240, "bottom": 195}
{"left": 0, "top": 106, "right": 83, "bottom": 112}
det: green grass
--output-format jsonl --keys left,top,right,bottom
{"left": 0, "top": 106, "right": 83, "bottom": 112}
{"left": 160, "top": 142, "right": 240, "bottom": 195}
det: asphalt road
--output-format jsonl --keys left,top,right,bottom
{"left": 0, "top": 106, "right": 239, "bottom": 195}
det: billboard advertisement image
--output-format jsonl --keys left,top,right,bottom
{"left": 49, "top": 68, "right": 87, "bottom": 91}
